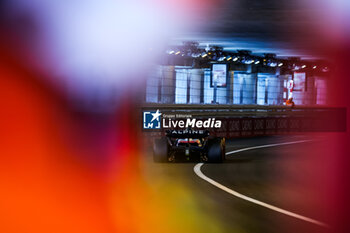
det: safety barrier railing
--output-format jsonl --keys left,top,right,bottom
{"left": 141, "top": 104, "right": 346, "bottom": 139}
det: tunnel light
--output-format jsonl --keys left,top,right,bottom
{"left": 243, "top": 60, "right": 254, "bottom": 65}
{"left": 175, "top": 51, "right": 181, "bottom": 55}
{"left": 278, "top": 63, "right": 283, "bottom": 67}
{"left": 233, "top": 57, "right": 238, "bottom": 61}
{"left": 255, "top": 60, "right": 260, "bottom": 64}
{"left": 217, "top": 56, "right": 226, "bottom": 61}
{"left": 301, "top": 65, "right": 307, "bottom": 68}
{"left": 202, "top": 53, "right": 208, "bottom": 58}
{"left": 267, "top": 62, "right": 277, "bottom": 67}
{"left": 227, "top": 57, "right": 232, "bottom": 61}
{"left": 167, "top": 50, "right": 175, "bottom": 54}
{"left": 313, "top": 65, "right": 317, "bottom": 69}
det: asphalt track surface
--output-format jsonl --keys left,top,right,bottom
{"left": 144, "top": 135, "right": 332, "bottom": 233}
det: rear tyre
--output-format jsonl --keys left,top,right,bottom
{"left": 207, "top": 138, "right": 225, "bottom": 163}
{"left": 153, "top": 137, "right": 168, "bottom": 162}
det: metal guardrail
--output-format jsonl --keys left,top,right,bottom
{"left": 143, "top": 103, "right": 323, "bottom": 109}
{"left": 141, "top": 104, "right": 345, "bottom": 117}
{"left": 141, "top": 104, "right": 346, "bottom": 139}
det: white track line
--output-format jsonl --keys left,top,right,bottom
{"left": 226, "top": 140, "right": 311, "bottom": 155}
{"left": 194, "top": 140, "right": 329, "bottom": 228}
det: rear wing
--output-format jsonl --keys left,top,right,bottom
{"left": 166, "top": 129, "right": 210, "bottom": 138}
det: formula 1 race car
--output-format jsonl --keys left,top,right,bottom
{"left": 153, "top": 129, "right": 225, "bottom": 163}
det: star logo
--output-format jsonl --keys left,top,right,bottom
{"left": 150, "top": 109, "right": 161, "bottom": 122}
